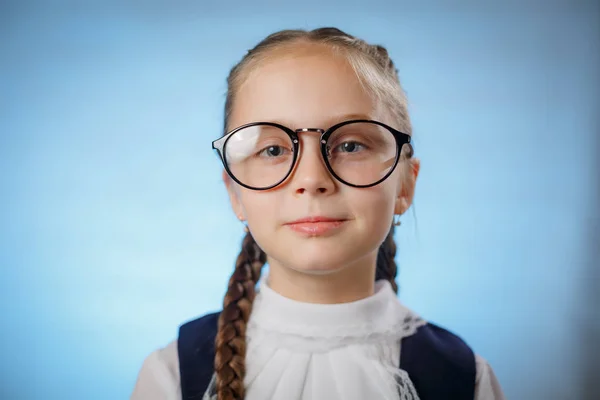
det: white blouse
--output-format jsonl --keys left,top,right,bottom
{"left": 131, "top": 279, "right": 505, "bottom": 400}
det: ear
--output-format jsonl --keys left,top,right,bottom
{"left": 223, "top": 170, "right": 246, "bottom": 221}
{"left": 394, "top": 158, "right": 420, "bottom": 215}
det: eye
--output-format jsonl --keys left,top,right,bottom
{"left": 258, "top": 145, "right": 290, "bottom": 158}
{"left": 333, "top": 141, "right": 366, "bottom": 154}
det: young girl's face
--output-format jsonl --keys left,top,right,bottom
{"left": 225, "top": 43, "right": 418, "bottom": 275}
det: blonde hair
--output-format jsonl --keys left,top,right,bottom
{"left": 224, "top": 27, "right": 411, "bottom": 134}
{"left": 215, "top": 27, "right": 412, "bottom": 400}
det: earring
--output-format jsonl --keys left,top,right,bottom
{"left": 393, "top": 214, "right": 402, "bottom": 227}
{"left": 238, "top": 216, "right": 249, "bottom": 233}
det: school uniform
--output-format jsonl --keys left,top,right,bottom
{"left": 131, "top": 277, "right": 504, "bottom": 400}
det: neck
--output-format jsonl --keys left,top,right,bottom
{"left": 266, "top": 252, "right": 377, "bottom": 304}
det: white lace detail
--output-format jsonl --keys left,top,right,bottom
{"left": 202, "top": 277, "right": 427, "bottom": 400}
{"left": 246, "top": 278, "right": 426, "bottom": 352}
{"left": 202, "top": 374, "right": 216, "bottom": 400}
{"left": 397, "top": 369, "right": 420, "bottom": 400}
{"left": 246, "top": 310, "right": 425, "bottom": 353}
{"left": 203, "top": 370, "right": 421, "bottom": 400}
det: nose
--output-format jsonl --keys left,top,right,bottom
{"left": 290, "top": 134, "right": 336, "bottom": 196}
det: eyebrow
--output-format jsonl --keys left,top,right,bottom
{"left": 329, "top": 113, "right": 373, "bottom": 124}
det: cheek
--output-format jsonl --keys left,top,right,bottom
{"left": 238, "top": 191, "right": 280, "bottom": 229}
{"left": 238, "top": 191, "right": 285, "bottom": 258}
{"left": 347, "top": 184, "right": 397, "bottom": 228}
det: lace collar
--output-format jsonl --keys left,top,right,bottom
{"left": 246, "top": 276, "right": 426, "bottom": 350}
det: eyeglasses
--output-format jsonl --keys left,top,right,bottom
{"left": 212, "top": 119, "right": 413, "bottom": 191}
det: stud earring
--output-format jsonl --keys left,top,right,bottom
{"left": 238, "top": 216, "right": 249, "bottom": 233}
{"left": 393, "top": 214, "right": 402, "bottom": 227}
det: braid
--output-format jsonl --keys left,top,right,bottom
{"left": 376, "top": 224, "right": 399, "bottom": 294}
{"left": 214, "top": 232, "right": 267, "bottom": 400}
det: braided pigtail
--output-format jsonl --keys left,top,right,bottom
{"left": 214, "top": 232, "right": 266, "bottom": 400}
{"left": 376, "top": 225, "right": 399, "bottom": 294}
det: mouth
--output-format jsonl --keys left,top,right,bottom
{"left": 284, "top": 216, "right": 348, "bottom": 236}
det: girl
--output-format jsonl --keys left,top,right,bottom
{"left": 131, "top": 27, "right": 505, "bottom": 400}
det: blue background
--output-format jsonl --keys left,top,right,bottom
{"left": 1, "top": 1, "right": 598, "bottom": 399}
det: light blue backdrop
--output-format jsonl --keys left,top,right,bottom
{"left": 1, "top": 1, "right": 598, "bottom": 399}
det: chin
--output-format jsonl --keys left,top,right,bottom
{"left": 282, "top": 245, "right": 361, "bottom": 276}
{"left": 287, "top": 261, "right": 346, "bottom": 276}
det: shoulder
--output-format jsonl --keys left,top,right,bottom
{"left": 131, "top": 340, "right": 180, "bottom": 400}
{"left": 178, "top": 311, "right": 221, "bottom": 365}
{"left": 401, "top": 322, "right": 476, "bottom": 400}
{"left": 177, "top": 312, "right": 221, "bottom": 400}
{"left": 132, "top": 313, "right": 221, "bottom": 400}
{"left": 402, "top": 322, "right": 475, "bottom": 371}
{"left": 474, "top": 354, "right": 506, "bottom": 399}
{"left": 178, "top": 312, "right": 221, "bottom": 353}
{"left": 179, "top": 312, "right": 220, "bottom": 332}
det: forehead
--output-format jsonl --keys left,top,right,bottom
{"left": 229, "top": 44, "right": 382, "bottom": 130}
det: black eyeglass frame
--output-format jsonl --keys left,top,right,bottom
{"left": 212, "top": 119, "right": 412, "bottom": 191}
